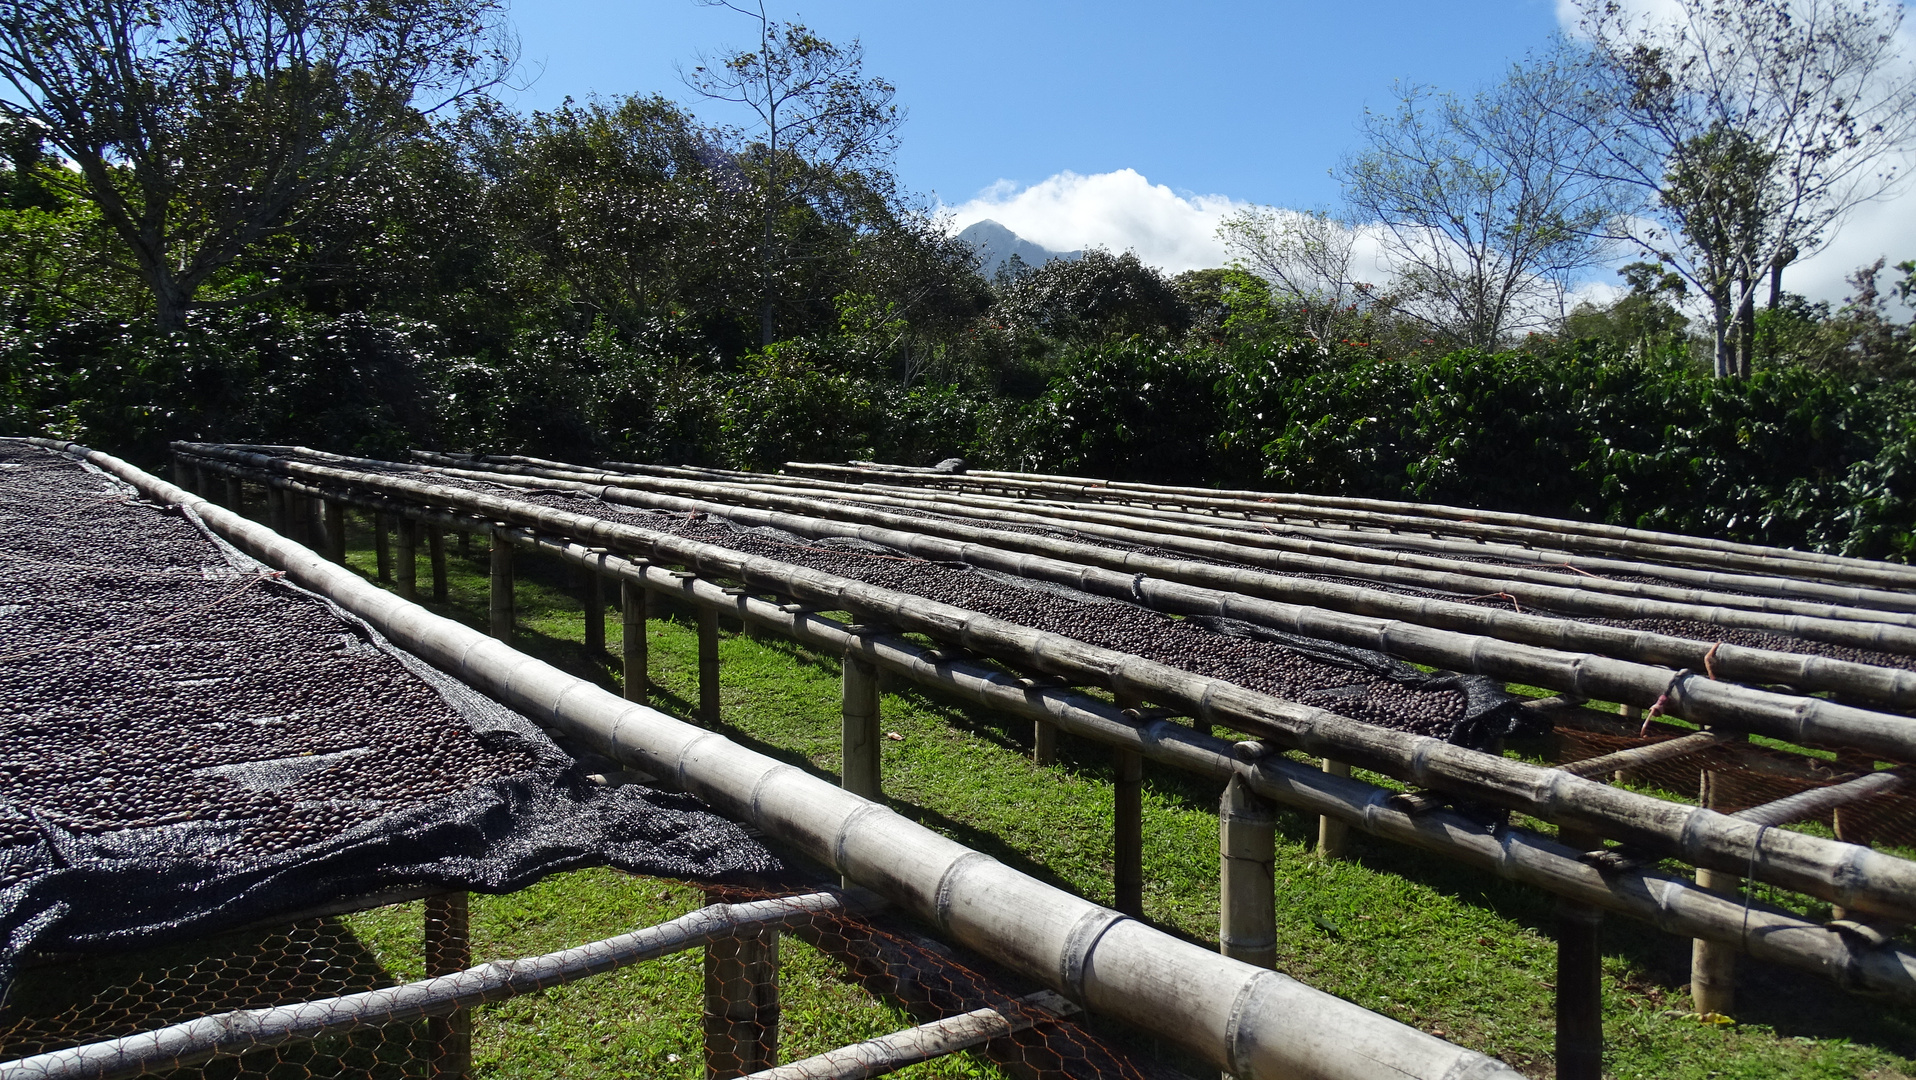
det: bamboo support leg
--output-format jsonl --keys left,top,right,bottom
{"left": 428, "top": 527, "right": 448, "bottom": 602}
{"left": 1113, "top": 692, "right": 1146, "bottom": 917}
{"left": 1692, "top": 769, "right": 1737, "bottom": 1017}
{"left": 1554, "top": 826, "right": 1605, "bottom": 1080}
{"left": 224, "top": 474, "right": 243, "bottom": 512}
{"left": 374, "top": 514, "right": 392, "bottom": 583}
{"left": 704, "top": 929, "right": 779, "bottom": 1079}
{"left": 1219, "top": 774, "right": 1277, "bottom": 969}
{"left": 458, "top": 530, "right": 471, "bottom": 558}
{"left": 1318, "top": 759, "right": 1353, "bottom": 858}
{"left": 396, "top": 518, "right": 418, "bottom": 600}
{"left": 323, "top": 500, "right": 346, "bottom": 564}
{"left": 584, "top": 571, "right": 605, "bottom": 653}
{"left": 1033, "top": 719, "right": 1057, "bottom": 766}
{"left": 283, "top": 492, "right": 306, "bottom": 546}
{"left": 622, "top": 582, "right": 649, "bottom": 704}
{"left": 266, "top": 485, "right": 286, "bottom": 533}
{"left": 424, "top": 893, "right": 472, "bottom": 1080}
{"left": 842, "top": 652, "right": 881, "bottom": 800}
{"left": 489, "top": 535, "right": 514, "bottom": 643}
{"left": 698, "top": 606, "right": 721, "bottom": 725}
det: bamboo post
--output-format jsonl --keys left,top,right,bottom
{"left": 265, "top": 484, "right": 286, "bottom": 533}
{"left": 1692, "top": 766, "right": 1737, "bottom": 1017}
{"left": 1113, "top": 693, "right": 1145, "bottom": 917}
{"left": 622, "top": 581, "right": 649, "bottom": 704}
{"left": 283, "top": 490, "right": 306, "bottom": 546}
{"left": 842, "top": 651, "right": 882, "bottom": 800}
{"left": 323, "top": 500, "right": 346, "bottom": 564}
{"left": 1219, "top": 774, "right": 1277, "bottom": 969}
{"left": 1831, "top": 749, "right": 1874, "bottom": 921}
{"left": 428, "top": 527, "right": 448, "bottom": 602}
{"left": 704, "top": 928, "right": 779, "bottom": 1079}
{"left": 699, "top": 605, "right": 721, "bottom": 725}
{"left": 1034, "top": 719, "right": 1058, "bottom": 766}
{"left": 1555, "top": 828, "right": 1605, "bottom": 1080}
{"left": 224, "top": 474, "right": 243, "bottom": 513}
{"left": 1318, "top": 759, "right": 1352, "bottom": 858}
{"left": 396, "top": 518, "right": 418, "bottom": 600}
{"left": 424, "top": 892, "right": 472, "bottom": 1080}
{"left": 489, "top": 532, "right": 514, "bottom": 644}
{"left": 584, "top": 570, "right": 605, "bottom": 653}
{"left": 458, "top": 530, "right": 471, "bottom": 558}
{"left": 374, "top": 513, "right": 392, "bottom": 582}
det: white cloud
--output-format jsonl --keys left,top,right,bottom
{"left": 942, "top": 169, "right": 1250, "bottom": 274}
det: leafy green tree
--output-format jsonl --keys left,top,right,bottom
{"left": 992, "top": 249, "right": 1190, "bottom": 348}
{"left": 683, "top": 3, "right": 903, "bottom": 346}
{"left": 1566, "top": 0, "right": 1916, "bottom": 377}
{"left": 0, "top": 0, "right": 512, "bottom": 331}
{"left": 1561, "top": 261, "right": 1691, "bottom": 358}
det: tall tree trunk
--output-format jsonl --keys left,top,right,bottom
{"left": 1735, "top": 278, "right": 1756, "bottom": 379}
{"left": 1711, "top": 295, "right": 1733, "bottom": 379}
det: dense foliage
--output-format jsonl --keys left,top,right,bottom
{"left": 2, "top": 52, "right": 1914, "bottom": 561}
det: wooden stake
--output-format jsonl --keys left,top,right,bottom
{"left": 584, "top": 570, "right": 605, "bottom": 653}
{"left": 622, "top": 581, "right": 649, "bottom": 705}
{"left": 1319, "top": 759, "right": 1353, "bottom": 858}
{"left": 458, "top": 530, "right": 471, "bottom": 558}
{"left": 699, "top": 606, "right": 721, "bottom": 725}
{"left": 266, "top": 484, "right": 286, "bottom": 533}
{"left": 704, "top": 929, "right": 779, "bottom": 1079}
{"left": 1219, "top": 774, "right": 1277, "bottom": 969}
{"left": 374, "top": 513, "right": 392, "bottom": 582}
{"left": 224, "top": 475, "right": 243, "bottom": 513}
{"left": 424, "top": 893, "right": 472, "bottom": 1080}
{"left": 489, "top": 534, "right": 513, "bottom": 643}
{"left": 842, "top": 652, "right": 882, "bottom": 800}
{"left": 428, "top": 527, "right": 448, "bottom": 602}
{"left": 396, "top": 518, "right": 418, "bottom": 600}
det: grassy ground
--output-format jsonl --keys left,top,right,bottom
{"left": 14, "top": 507, "right": 1905, "bottom": 1079}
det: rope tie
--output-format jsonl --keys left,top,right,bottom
{"left": 1639, "top": 667, "right": 1693, "bottom": 736}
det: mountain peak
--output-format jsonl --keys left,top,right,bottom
{"left": 956, "top": 219, "right": 1082, "bottom": 276}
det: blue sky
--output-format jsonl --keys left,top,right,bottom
{"left": 501, "top": 0, "right": 1915, "bottom": 300}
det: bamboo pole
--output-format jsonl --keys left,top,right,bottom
{"left": 81, "top": 444, "right": 1521, "bottom": 1080}
{"left": 1692, "top": 766, "right": 1739, "bottom": 1018}
{"left": 407, "top": 448, "right": 1916, "bottom": 617}
{"left": 424, "top": 893, "right": 472, "bottom": 1080}
{"left": 362, "top": 455, "right": 1916, "bottom": 703}
{"left": 705, "top": 928, "right": 780, "bottom": 1079}
{"left": 1112, "top": 691, "right": 1146, "bottom": 917}
{"left": 743, "top": 1006, "right": 1021, "bottom": 1080}
{"left": 61, "top": 442, "right": 1916, "bottom": 1016}
{"left": 842, "top": 651, "right": 881, "bottom": 800}
{"left": 489, "top": 532, "right": 513, "bottom": 644}
{"left": 699, "top": 606, "right": 721, "bottom": 726}
{"left": 585, "top": 570, "right": 605, "bottom": 653}
{"left": 623, "top": 580, "right": 650, "bottom": 705}
{"left": 1318, "top": 759, "right": 1352, "bottom": 859}
{"left": 1554, "top": 826, "right": 1606, "bottom": 1080}
{"left": 0, "top": 895, "right": 843, "bottom": 1080}
{"left": 164, "top": 446, "right": 1916, "bottom": 919}
{"left": 777, "top": 461, "right": 1916, "bottom": 592}
{"left": 425, "top": 453, "right": 1916, "bottom": 650}
{"left": 1219, "top": 774, "right": 1277, "bottom": 970}
{"left": 428, "top": 527, "right": 448, "bottom": 602}
{"left": 225, "top": 474, "right": 244, "bottom": 514}
{"left": 1034, "top": 719, "right": 1058, "bottom": 766}
{"left": 396, "top": 518, "right": 419, "bottom": 601}
{"left": 323, "top": 500, "right": 346, "bottom": 564}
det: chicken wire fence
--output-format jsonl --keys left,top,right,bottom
{"left": 0, "top": 886, "right": 1158, "bottom": 1080}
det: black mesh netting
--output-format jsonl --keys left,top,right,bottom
{"left": 0, "top": 442, "right": 779, "bottom": 998}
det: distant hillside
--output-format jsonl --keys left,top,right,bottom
{"left": 955, "top": 219, "right": 1082, "bottom": 277}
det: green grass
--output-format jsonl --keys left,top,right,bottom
{"left": 29, "top": 508, "right": 1895, "bottom": 1079}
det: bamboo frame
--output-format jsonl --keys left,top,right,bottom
{"left": 62, "top": 442, "right": 1516, "bottom": 1080}
{"left": 161, "top": 446, "right": 1916, "bottom": 922}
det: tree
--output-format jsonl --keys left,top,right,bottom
{"left": 1340, "top": 61, "right": 1629, "bottom": 349}
{"left": 1566, "top": 0, "right": 1916, "bottom": 377}
{"left": 1561, "top": 261, "right": 1691, "bottom": 356}
{"left": 683, "top": 2, "right": 903, "bottom": 346}
{"left": 1217, "top": 206, "right": 1377, "bottom": 350}
{"left": 0, "top": 0, "right": 512, "bottom": 331}
{"left": 992, "top": 249, "right": 1191, "bottom": 346}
